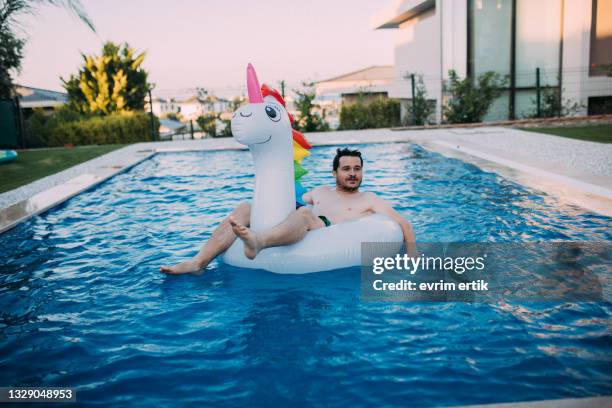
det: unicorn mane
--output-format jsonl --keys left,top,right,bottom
{"left": 261, "top": 84, "right": 312, "bottom": 205}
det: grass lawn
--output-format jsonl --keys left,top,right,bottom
{"left": 519, "top": 124, "right": 612, "bottom": 143}
{"left": 0, "top": 144, "right": 127, "bottom": 194}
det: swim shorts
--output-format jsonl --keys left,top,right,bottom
{"left": 295, "top": 202, "right": 331, "bottom": 227}
{"left": 318, "top": 215, "right": 332, "bottom": 227}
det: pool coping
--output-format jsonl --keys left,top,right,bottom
{"left": 1, "top": 127, "right": 611, "bottom": 233}
{"left": 453, "top": 395, "right": 611, "bottom": 408}
{"left": 419, "top": 140, "right": 612, "bottom": 218}
{"left": 0, "top": 149, "right": 155, "bottom": 234}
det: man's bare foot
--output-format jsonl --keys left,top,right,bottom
{"left": 228, "top": 215, "right": 261, "bottom": 259}
{"left": 160, "top": 258, "right": 205, "bottom": 275}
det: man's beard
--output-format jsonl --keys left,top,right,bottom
{"left": 337, "top": 178, "right": 361, "bottom": 192}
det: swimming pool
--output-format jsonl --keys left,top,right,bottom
{"left": 1, "top": 143, "right": 610, "bottom": 407}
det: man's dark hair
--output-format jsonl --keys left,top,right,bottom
{"left": 333, "top": 148, "right": 363, "bottom": 172}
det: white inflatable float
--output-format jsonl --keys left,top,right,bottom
{"left": 221, "top": 64, "right": 403, "bottom": 274}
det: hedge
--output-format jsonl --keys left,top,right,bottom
{"left": 339, "top": 98, "right": 401, "bottom": 130}
{"left": 25, "top": 110, "right": 159, "bottom": 148}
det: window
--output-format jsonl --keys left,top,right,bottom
{"left": 590, "top": 0, "right": 612, "bottom": 76}
{"left": 469, "top": 0, "right": 563, "bottom": 120}
{"left": 588, "top": 96, "right": 612, "bottom": 115}
{"left": 470, "top": 0, "right": 512, "bottom": 79}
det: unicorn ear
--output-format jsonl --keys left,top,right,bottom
{"left": 247, "top": 63, "right": 264, "bottom": 104}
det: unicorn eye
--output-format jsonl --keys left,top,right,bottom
{"left": 265, "top": 105, "right": 280, "bottom": 122}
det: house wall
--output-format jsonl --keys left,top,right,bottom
{"left": 563, "top": 0, "right": 612, "bottom": 115}
{"left": 387, "top": 1, "right": 468, "bottom": 123}
{"left": 380, "top": 0, "right": 612, "bottom": 123}
{"left": 387, "top": 7, "right": 440, "bottom": 101}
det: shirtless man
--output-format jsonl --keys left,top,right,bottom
{"left": 160, "top": 148, "right": 416, "bottom": 274}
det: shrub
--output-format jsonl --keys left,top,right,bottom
{"left": 292, "top": 82, "right": 329, "bottom": 132}
{"left": 524, "top": 85, "right": 584, "bottom": 118}
{"left": 26, "top": 108, "right": 158, "bottom": 147}
{"left": 339, "top": 98, "right": 401, "bottom": 130}
{"left": 443, "top": 70, "right": 507, "bottom": 123}
{"left": 196, "top": 113, "right": 217, "bottom": 137}
{"left": 402, "top": 73, "right": 435, "bottom": 126}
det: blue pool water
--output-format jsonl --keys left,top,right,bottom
{"left": 1, "top": 143, "right": 611, "bottom": 407}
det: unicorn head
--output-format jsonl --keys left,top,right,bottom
{"left": 231, "top": 64, "right": 293, "bottom": 153}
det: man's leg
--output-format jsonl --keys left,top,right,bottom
{"left": 229, "top": 206, "right": 324, "bottom": 260}
{"left": 160, "top": 202, "right": 251, "bottom": 274}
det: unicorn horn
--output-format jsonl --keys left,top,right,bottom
{"left": 247, "top": 63, "right": 264, "bottom": 104}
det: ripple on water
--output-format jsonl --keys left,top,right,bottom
{"left": 1, "top": 143, "right": 611, "bottom": 406}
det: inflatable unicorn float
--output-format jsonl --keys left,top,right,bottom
{"left": 221, "top": 64, "right": 403, "bottom": 273}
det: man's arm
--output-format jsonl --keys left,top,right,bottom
{"left": 301, "top": 186, "right": 320, "bottom": 205}
{"left": 370, "top": 194, "right": 417, "bottom": 257}
{"left": 302, "top": 189, "right": 313, "bottom": 205}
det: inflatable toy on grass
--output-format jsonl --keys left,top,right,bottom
{"left": 0, "top": 150, "right": 17, "bottom": 165}
{"left": 221, "top": 64, "right": 402, "bottom": 274}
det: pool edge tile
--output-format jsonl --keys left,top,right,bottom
{"left": 422, "top": 140, "right": 612, "bottom": 218}
{"left": 453, "top": 395, "right": 611, "bottom": 408}
{"left": 0, "top": 151, "right": 155, "bottom": 234}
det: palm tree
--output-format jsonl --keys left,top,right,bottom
{"left": 0, "top": 0, "right": 94, "bottom": 32}
{"left": 0, "top": 0, "right": 95, "bottom": 98}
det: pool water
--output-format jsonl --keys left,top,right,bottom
{"left": 1, "top": 143, "right": 611, "bottom": 407}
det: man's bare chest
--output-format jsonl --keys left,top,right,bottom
{"left": 312, "top": 193, "right": 371, "bottom": 215}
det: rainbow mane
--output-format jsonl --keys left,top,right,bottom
{"left": 261, "top": 84, "right": 312, "bottom": 205}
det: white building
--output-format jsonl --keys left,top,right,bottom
{"left": 372, "top": 0, "right": 612, "bottom": 123}
{"left": 152, "top": 95, "right": 231, "bottom": 122}
{"left": 16, "top": 85, "right": 67, "bottom": 110}
{"left": 315, "top": 66, "right": 395, "bottom": 128}
{"left": 316, "top": 66, "right": 395, "bottom": 102}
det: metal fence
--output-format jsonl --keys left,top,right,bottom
{"left": 393, "top": 65, "right": 612, "bottom": 125}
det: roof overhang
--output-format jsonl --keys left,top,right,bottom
{"left": 371, "top": 0, "right": 435, "bottom": 29}
{"left": 19, "top": 100, "right": 65, "bottom": 108}
{"left": 316, "top": 82, "right": 393, "bottom": 97}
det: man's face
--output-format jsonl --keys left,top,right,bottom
{"left": 334, "top": 156, "right": 363, "bottom": 192}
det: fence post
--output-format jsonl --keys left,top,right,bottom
{"left": 411, "top": 74, "right": 416, "bottom": 126}
{"left": 535, "top": 67, "right": 541, "bottom": 118}
{"left": 148, "top": 89, "right": 156, "bottom": 141}
{"left": 279, "top": 80, "right": 286, "bottom": 99}
{"left": 190, "top": 120, "right": 194, "bottom": 140}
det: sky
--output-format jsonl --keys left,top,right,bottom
{"left": 15, "top": 0, "right": 396, "bottom": 98}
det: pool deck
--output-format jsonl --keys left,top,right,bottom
{"left": 1, "top": 126, "right": 611, "bottom": 233}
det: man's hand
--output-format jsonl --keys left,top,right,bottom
{"left": 370, "top": 194, "right": 417, "bottom": 257}
{"left": 302, "top": 188, "right": 315, "bottom": 205}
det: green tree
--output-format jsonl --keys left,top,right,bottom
{"left": 292, "top": 82, "right": 329, "bottom": 132}
{"left": 403, "top": 72, "right": 434, "bottom": 125}
{"left": 196, "top": 113, "right": 217, "bottom": 137}
{"left": 0, "top": 20, "right": 23, "bottom": 98}
{"left": 443, "top": 70, "right": 507, "bottom": 124}
{"left": 62, "top": 41, "right": 151, "bottom": 115}
{"left": 0, "top": 0, "right": 94, "bottom": 98}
